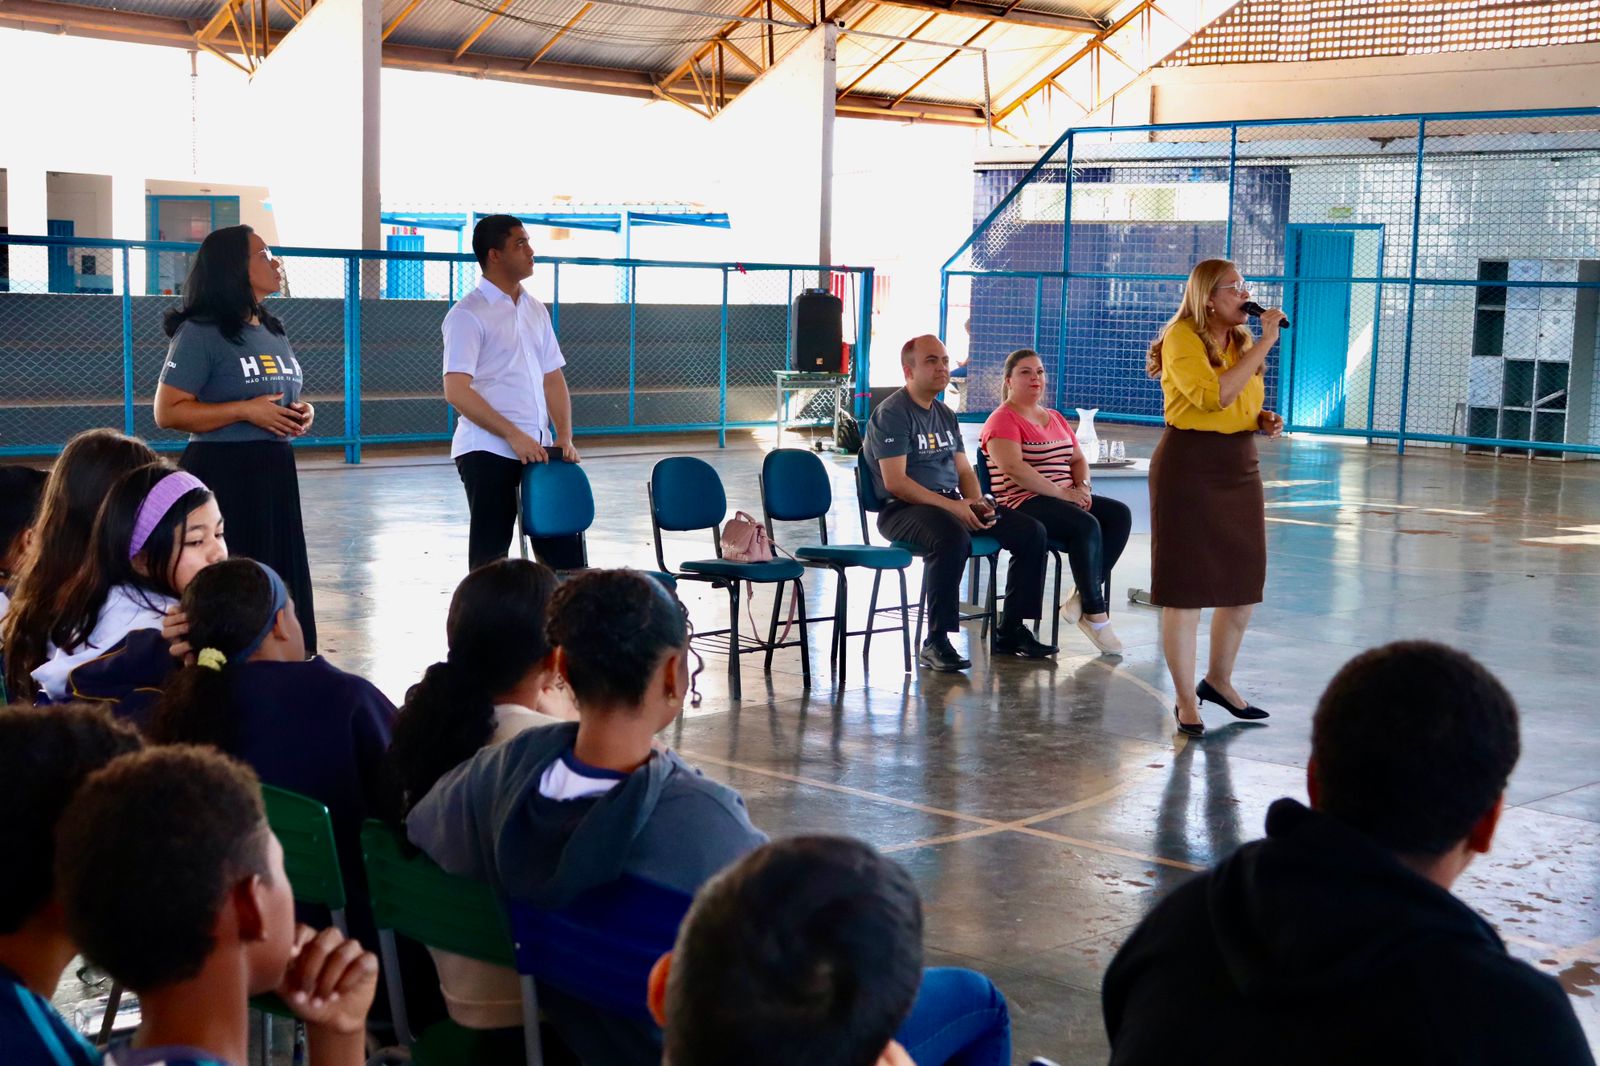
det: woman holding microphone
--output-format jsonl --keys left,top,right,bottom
{"left": 1147, "top": 260, "right": 1284, "bottom": 736}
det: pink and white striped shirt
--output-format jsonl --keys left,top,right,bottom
{"left": 979, "top": 405, "right": 1079, "bottom": 508}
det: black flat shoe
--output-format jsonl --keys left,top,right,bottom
{"left": 1174, "top": 705, "right": 1205, "bottom": 737}
{"left": 1197, "top": 678, "right": 1270, "bottom": 720}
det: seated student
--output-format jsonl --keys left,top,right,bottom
{"left": 650, "top": 835, "right": 1013, "bottom": 1066}
{"left": 0, "top": 465, "right": 47, "bottom": 617}
{"left": 55, "top": 745, "right": 380, "bottom": 1066}
{"left": 31, "top": 461, "right": 227, "bottom": 718}
{"left": 407, "top": 568, "right": 766, "bottom": 1064}
{"left": 980, "top": 349, "right": 1133, "bottom": 655}
{"left": 150, "top": 558, "right": 399, "bottom": 947}
{"left": 2, "top": 429, "right": 158, "bottom": 703}
{"left": 1103, "top": 641, "right": 1595, "bottom": 1065}
{"left": 388, "top": 557, "right": 563, "bottom": 1031}
{"left": 862, "top": 334, "right": 1054, "bottom": 672}
{"left": 0, "top": 704, "right": 143, "bottom": 1066}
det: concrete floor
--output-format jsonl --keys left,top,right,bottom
{"left": 175, "top": 426, "right": 1600, "bottom": 1060}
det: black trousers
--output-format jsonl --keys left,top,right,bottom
{"left": 455, "top": 450, "right": 586, "bottom": 572}
{"left": 1016, "top": 494, "right": 1133, "bottom": 616}
{"left": 180, "top": 439, "right": 317, "bottom": 653}
{"left": 878, "top": 498, "right": 1047, "bottom": 636}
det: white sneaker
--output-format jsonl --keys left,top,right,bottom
{"left": 1061, "top": 590, "right": 1083, "bottom": 625}
{"left": 1077, "top": 616, "right": 1124, "bottom": 655}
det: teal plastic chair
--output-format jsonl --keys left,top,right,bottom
{"left": 361, "top": 820, "right": 539, "bottom": 1065}
{"left": 854, "top": 461, "right": 998, "bottom": 653}
{"left": 975, "top": 448, "right": 1073, "bottom": 648}
{"left": 519, "top": 455, "right": 676, "bottom": 589}
{"left": 759, "top": 448, "right": 912, "bottom": 684}
{"left": 648, "top": 456, "right": 810, "bottom": 701}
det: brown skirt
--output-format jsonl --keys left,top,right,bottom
{"left": 1148, "top": 427, "right": 1265, "bottom": 608}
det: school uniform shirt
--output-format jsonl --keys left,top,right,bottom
{"left": 216, "top": 657, "right": 399, "bottom": 947}
{"left": 979, "top": 405, "right": 1079, "bottom": 508}
{"left": 32, "top": 584, "right": 174, "bottom": 703}
{"left": 0, "top": 963, "right": 100, "bottom": 1066}
{"left": 159, "top": 321, "right": 304, "bottom": 443}
{"left": 442, "top": 279, "right": 567, "bottom": 461}
{"left": 1159, "top": 319, "right": 1263, "bottom": 434}
{"left": 861, "top": 388, "right": 964, "bottom": 506}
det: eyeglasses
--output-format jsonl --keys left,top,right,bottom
{"left": 1214, "top": 280, "right": 1252, "bottom": 295}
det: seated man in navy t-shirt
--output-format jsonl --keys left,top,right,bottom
{"left": 861, "top": 334, "right": 1054, "bottom": 671}
{"left": 0, "top": 705, "right": 142, "bottom": 1066}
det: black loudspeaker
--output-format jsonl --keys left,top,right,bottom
{"left": 792, "top": 288, "right": 844, "bottom": 372}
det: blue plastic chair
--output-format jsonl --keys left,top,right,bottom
{"left": 975, "top": 448, "right": 1073, "bottom": 648}
{"left": 759, "top": 449, "right": 912, "bottom": 685}
{"left": 507, "top": 877, "right": 695, "bottom": 1065}
{"left": 854, "top": 461, "right": 998, "bottom": 653}
{"left": 648, "top": 456, "right": 810, "bottom": 701}
{"left": 519, "top": 456, "right": 676, "bottom": 589}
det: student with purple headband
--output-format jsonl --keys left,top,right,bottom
{"left": 152, "top": 558, "right": 400, "bottom": 952}
{"left": 33, "top": 463, "right": 227, "bottom": 719}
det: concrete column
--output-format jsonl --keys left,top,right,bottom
{"left": 111, "top": 171, "right": 148, "bottom": 295}
{"left": 4, "top": 164, "right": 49, "bottom": 290}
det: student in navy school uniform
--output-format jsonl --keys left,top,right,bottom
{"left": 3, "top": 429, "right": 157, "bottom": 706}
{"left": 28, "top": 462, "right": 227, "bottom": 725}
{"left": 0, "top": 705, "right": 143, "bottom": 1066}
{"left": 150, "top": 558, "right": 400, "bottom": 949}
{"left": 55, "top": 746, "right": 378, "bottom": 1066}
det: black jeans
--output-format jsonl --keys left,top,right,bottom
{"left": 878, "top": 497, "right": 1047, "bottom": 636}
{"left": 1016, "top": 494, "right": 1132, "bottom": 616}
{"left": 455, "top": 450, "right": 586, "bottom": 572}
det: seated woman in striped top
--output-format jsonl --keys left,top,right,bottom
{"left": 979, "top": 349, "right": 1133, "bottom": 655}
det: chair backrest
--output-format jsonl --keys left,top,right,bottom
{"left": 262, "top": 785, "right": 347, "bottom": 917}
{"left": 975, "top": 447, "right": 994, "bottom": 497}
{"left": 649, "top": 457, "right": 728, "bottom": 532}
{"left": 360, "top": 820, "right": 515, "bottom": 967}
{"left": 507, "top": 876, "right": 695, "bottom": 1024}
{"left": 761, "top": 448, "right": 832, "bottom": 524}
{"left": 521, "top": 457, "right": 596, "bottom": 541}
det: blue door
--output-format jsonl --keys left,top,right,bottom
{"left": 47, "top": 219, "right": 75, "bottom": 294}
{"left": 1283, "top": 227, "right": 1355, "bottom": 428}
{"left": 385, "top": 234, "right": 424, "bottom": 299}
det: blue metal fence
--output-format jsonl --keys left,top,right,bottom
{"left": 942, "top": 106, "right": 1600, "bottom": 457}
{"left": 0, "top": 235, "right": 873, "bottom": 462}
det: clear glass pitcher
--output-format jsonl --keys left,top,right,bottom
{"left": 1075, "top": 407, "right": 1099, "bottom": 464}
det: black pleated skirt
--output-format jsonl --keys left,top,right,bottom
{"left": 1148, "top": 427, "right": 1265, "bottom": 609}
{"left": 180, "top": 439, "right": 318, "bottom": 652}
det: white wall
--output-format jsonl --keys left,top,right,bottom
{"left": 244, "top": 0, "right": 380, "bottom": 252}
{"left": 706, "top": 25, "right": 836, "bottom": 267}
{"left": 1108, "top": 43, "right": 1600, "bottom": 128}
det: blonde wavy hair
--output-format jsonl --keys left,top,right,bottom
{"left": 1146, "top": 258, "right": 1255, "bottom": 379}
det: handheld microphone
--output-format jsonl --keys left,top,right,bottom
{"left": 1241, "top": 301, "right": 1290, "bottom": 329}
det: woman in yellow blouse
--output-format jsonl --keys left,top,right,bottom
{"left": 1146, "top": 259, "right": 1285, "bottom": 737}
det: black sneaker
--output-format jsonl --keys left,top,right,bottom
{"left": 992, "top": 624, "right": 1058, "bottom": 659}
{"left": 918, "top": 635, "right": 971, "bottom": 672}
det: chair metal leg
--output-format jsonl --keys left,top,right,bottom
{"left": 833, "top": 570, "right": 848, "bottom": 687}
{"left": 966, "top": 555, "right": 978, "bottom": 605}
{"left": 521, "top": 975, "right": 545, "bottom": 1066}
{"left": 727, "top": 584, "right": 742, "bottom": 702}
{"left": 897, "top": 569, "right": 912, "bottom": 672}
{"left": 864, "top": 571, "right": 883, "bottom": 658}
{"left": 985, "top": 556, "right": 999, "bottom": 652}
{"left": 98, "top": 982, "right": 123, "bottom": 1047}
{"left": 258, "top": 1011, "right": 272, "bottom": 1066}
{"left": 764, "top": 581, "right": 783, "bottom": 671}
{"left": 794, "top": 579, "right": 811, "bottom": 689}
{"left": 1050, "top": 551, "right": 1064, "bottom": 648}
{"left": 913, "top": 569, "right": 928, "bottom": 651}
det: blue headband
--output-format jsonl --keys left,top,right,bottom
{"left": 236, "top": 561, "right": 290, "bottom": 662}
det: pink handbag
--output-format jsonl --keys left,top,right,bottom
{"left": 720, "top": 512, "right": 797, "bottom": 642}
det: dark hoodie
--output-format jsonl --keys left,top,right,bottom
{"left": 406, "top": 721, "right": 767, "bottom": 1065}
{"left": 1104, "top": 798, "right": 1593, "bottom": 1066}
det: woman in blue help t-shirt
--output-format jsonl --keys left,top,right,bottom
{"left": 153, "top": 225, "right": 318, "bottom": 653}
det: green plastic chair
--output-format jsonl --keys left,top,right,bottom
{"left": 361, "top": 819, "right": 538, "bottom": 1066}
{"left": 252, "top": 786, "right": 349, "bottom": 1062}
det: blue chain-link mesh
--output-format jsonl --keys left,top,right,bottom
{"left": 947, "top": 108, "right": 1600, "bottom": 456}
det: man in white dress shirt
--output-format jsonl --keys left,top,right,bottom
{"left": 443, "top": 214, "right": 584, "bottom": 571}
